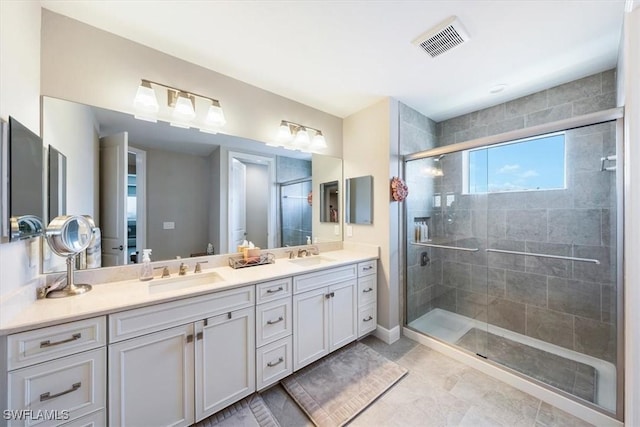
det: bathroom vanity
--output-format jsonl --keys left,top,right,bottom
{"left": 0, "top": 247, "right": 378, "bottom": 427}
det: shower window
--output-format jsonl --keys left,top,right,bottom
{"left": 465, "top": 132, "right": 566, "bottom": 193}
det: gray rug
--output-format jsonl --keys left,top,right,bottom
{"left": 281, "top": 342, "right": 408, "bottom": 427}
{"left": 194, "top": 393, "right": 280, "bottom": 427}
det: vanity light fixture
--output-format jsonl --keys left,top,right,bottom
{"left": 133, "top": 79, "right": 226, "bottom": 132}
{"left": 276, "top": 120, "right": 327, "bottom": 150}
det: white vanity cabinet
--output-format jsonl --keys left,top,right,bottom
{"left": 292, "top": 265, "right": 358, "bottom": 371}
{"left": 357, "top": 260, "right": 378, "bottom": 337}
{"left": 5, "top": 317, "right": 107, "bottom": 427}
{"left": 107, "top": 285, "right": 255, "bottom": 426}
{"left": 255, "top": 278, "right": 293, "bottom": 390}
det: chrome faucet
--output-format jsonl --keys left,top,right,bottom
{"left": 297, "top": 248, "right": 308, "bottom": 257}
{"left": 154, "top": 266, "right": 170, "bottom": 278}
{"left": 179, "top": 263, "right": 188, "bottom": 276}
{"left": 310, "top": 245, "right": 319, "bottom": 255}
{"left": 286, "top": 250, "right": 295, "bottom": 259}
{"left": 194, "top": 261, "right": 208, "bottom": 273}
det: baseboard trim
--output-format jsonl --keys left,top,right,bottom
{"left": 403, "top": 327, "right": 622, "bottom": 427}
{"left": 373, "top": 324, "right": 400, "bottom": 344}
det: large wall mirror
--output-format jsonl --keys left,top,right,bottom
{"left": 41, "top": 96, "right": 343, "bottom": 273}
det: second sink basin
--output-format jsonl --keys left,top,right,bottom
{"left": 148, "top": 271, "right": 225, "bottom": 293}
{"left": 288, "top": 256, "right": 337, "bottom": 267}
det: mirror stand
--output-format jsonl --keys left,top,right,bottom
{"left": 46, "top": 255, "right": 92, "bottom": 298}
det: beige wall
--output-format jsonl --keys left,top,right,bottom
{"left": 623, "top": 5, "right": 640, "bottom": 426}
{"left": 42, "top": 97, "right": 99, "bottom": 220}
{"left": 343, "top": 98, "right": 400, "bottom": 335}
{"left": 0, "top": 0, "right": 42, "bottom": 299}
{"left": 39, "top": 10, "right": 343, "bottom": 159}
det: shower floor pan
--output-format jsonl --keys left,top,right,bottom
{"left": 408, "top": 308, "right": 616, "bottom": 412}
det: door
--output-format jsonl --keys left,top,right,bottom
{"left": 99, "top": 132, "right": 128, "bottom": 266}
{"left": 195, "top": 307, "right": 255, "bottom": 421}
{"left": 293, "top": 287, "right": 329, "bottom": 371}
{"left": 108, "top": 324, "right": 195, "bottom": 427}
{"left": 229, "top": 158, "right": 247, "bottom": 252}
{"left": 329, "top": 280, "right": 357, "bottom": 351}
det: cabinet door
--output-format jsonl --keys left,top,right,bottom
{"left": 108, "top": 324, "right": 194, "bottom": 427}
{"left": 293, "top": 287, "right": 329, "bottom": 371}
{"left": 329, "top": 280, "right": 357, "bottom": 351}
{"left": 195, "top": 307, "right": 255, "bottom": 422}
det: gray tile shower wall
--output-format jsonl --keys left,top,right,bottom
{"left": 404, "top": 70, "right": 617, "bottom": 363}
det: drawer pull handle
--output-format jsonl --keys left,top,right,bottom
{"left": 40, "top": 333, "right": 81, "bottom": 348}
{"left": 267, "top": 316, "right": 284, "bottom": 325}
{"left": 363, "top": 316, "right": 374, "bottom": 322}
{"left": 363, "top": 288, "right": 374, "bottom": 293}
{"left": 363, "top": 266, "right": 373, "bottom": 270}
{"left": 266, "top": 287, "right": 284, "bottom": 294}
{"left": 267, "top": 357, "right": 284, "bottom": 367}
{"left": 40, "top": 382, "right": 81, "bottom": 402}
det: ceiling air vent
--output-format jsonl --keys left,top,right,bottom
{"left": 412, "top": 16, "right": 470, "bottom": 58}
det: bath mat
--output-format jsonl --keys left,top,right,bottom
{"left": 456, "top": 328, "right": 597, "bottom": 402}
{"left": 281, "top": 342, "right": 408, "bottom": 427}
{"left": 194, "top": 393, "right": 280, "bottom": 427}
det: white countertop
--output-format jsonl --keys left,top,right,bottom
{"left": 0, "top": 248, "right": 378, "bottom": 335}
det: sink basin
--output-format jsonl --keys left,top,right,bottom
{"left": 288, "top": 256, "right": 337, "bottom": 267}
{"left": 148, "top": 271, "right": 225, "bottom": 293}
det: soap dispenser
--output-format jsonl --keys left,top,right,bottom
{"left": 306, "top": 236, "right": 312, "bottom": 245}
{"left": 139, "top": 249, "right": 153, "bottom": 281}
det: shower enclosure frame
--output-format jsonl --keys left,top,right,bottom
{"left": 401, "top": 107, "right": 625, "bottom": 421}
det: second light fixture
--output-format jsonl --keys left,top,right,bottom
{"left": 277, "top": 120, "right": 327, "bottom": 149}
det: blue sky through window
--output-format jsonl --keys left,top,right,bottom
{"left": 468, "top": 133, "right": 565, "bottom": 193}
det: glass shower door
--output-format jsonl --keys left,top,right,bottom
{"left": 404, "top": 118, "right": 621, "bottom": 416}
{"left": 405, "top": 153, "right": 490, "bottom": 356}
{"left": 279, "top": 178, "right": 312, "bottom": 247}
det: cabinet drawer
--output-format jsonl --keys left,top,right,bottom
{"left": 358, "top": 303, "right": 377, "bottom": 337}
{"left": 8, "top": 317, "right": 106, "bottom": 370}
{"left": 59, "top": 410, "right": 105, "bottom": 427}
{"left": 8, "top": 348, "right": 106, "bottom": 427}
{"left": 256, "top": 278, "right": 292, "bottom": 304}
{"left": 357, "top": 275, "right": 376, "bottom": 307}
{"left": 256, "top": 298, "right": 292, "bottom": 347}
{"left": 293, "top": 264, "right": 357, "bottom": 294}
{"left": 256, "top": 336, "right": 292, "bottom": 391}
{"left": 109, "top": 285, "right": 254, "bottom": 342}
{"left": 358, "top": 260, "right": 377, "bottom": 277}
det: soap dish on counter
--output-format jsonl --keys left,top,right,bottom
{"left": 228, "top": 252, "right": 275, "bottom": 269}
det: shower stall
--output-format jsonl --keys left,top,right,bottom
{"left": 279, "top": 177, "right": 312, "bottom": 247}
{"left": 403, "top": 110, "right": 623, "bottom": 418}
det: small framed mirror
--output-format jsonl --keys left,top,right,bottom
{"left": 319, "top": 180, "right": 339, "bottom": 223}
{"left": 345, "top": 175, "right": 373, "bottom": 225}
{"left": 48, "top": 146, "right": 67, "bottom": 222}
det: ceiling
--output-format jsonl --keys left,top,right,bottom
{"left": 40, "top": 1, "right": 626, "bottom": 122}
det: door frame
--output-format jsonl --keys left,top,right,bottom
{"left": 227, "top": 151, "right": 276, "bottom": 252}
{"left": 129, "top": 146, "right": 147, "bottom": 255}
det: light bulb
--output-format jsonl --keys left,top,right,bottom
{"left": 277, "top": 122, "right": 293, "bottom": 143}
{"left": 311, "top": 132, "right": 327, "bottom": 149}
{"left": 133, "top": 80, "right": 159, "bottom": 113}
{"left": 206, "top": 103, "right": 226, "bottom": 127}
{"left": 294, "top": 128, "right": 310, "bottom": 146}
{"left": 172, "top": 92, "right": 196, "bottom": 121}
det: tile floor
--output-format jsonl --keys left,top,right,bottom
{"left": 260, "top": 335, "right": 595, "bottom": 427}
